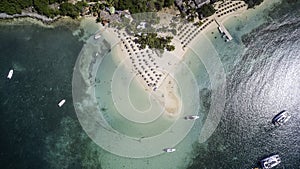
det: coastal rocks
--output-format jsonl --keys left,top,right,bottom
{"left": 0, "top": 12, "right": 60, "bottom": 23}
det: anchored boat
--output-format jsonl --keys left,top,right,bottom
{"left": 7, "top": 69, "right": 13, "bottom": 79}
{"left": 94, "top": 34, "right": 101, "bottom": 39}
{"left": 163, "top": 148, "right": 176, "bottom": 153}
{"left": 272, "top": 110, "right": 291, "bottom": 126}
{"left": 58, "top": 99, "right": 66, "bottom": 107}
{"left": 184, "top": 115, "right": 199, "bottom": 120}
{"left": 260, "top": 154, "right": 281, "bottom": 169}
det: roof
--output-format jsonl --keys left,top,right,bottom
{"left": 194, "top": 0, "right": 210, "bottom": 7}
{"left": 110, "top": 6, "right": 115, "bottom": 14}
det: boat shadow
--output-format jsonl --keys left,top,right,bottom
{"left": 262, "top": 123, "right": 280, "bottom": 133}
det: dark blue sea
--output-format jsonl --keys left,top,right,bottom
{"left": 0, "top": 1, "right": 299, "bottom": 169}
{"left": 0, "top": 23, "right": 84, "bottom": 169}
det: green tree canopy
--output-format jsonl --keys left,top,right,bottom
{"left": 113, "top": 0, "right": 174, "bottom": 14}
{"left": 197, "top": 4, "right": 216, "bottom": 18}
{"left": 59, "top": 2, "right": 80, "bottom": 19}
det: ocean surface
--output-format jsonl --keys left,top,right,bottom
{"left": 187, "top": 1, "right": 300, "bottom": 169}
{"left": 0, "top": 0, "right": 299, "bottom": 169}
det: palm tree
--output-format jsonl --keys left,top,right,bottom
{"left": 96, "top": 16, "right": 102, "bottom": 23}
{"left": 106, "top": 0, "right": 114, "bottom": 7}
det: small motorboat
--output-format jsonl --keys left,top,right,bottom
{"left": 163, "top": 148, "right": 176, "bottom": 153}
{"left": 58, "top": 99, "right": 66, "bottom": 107}
{"left": 7, "top": 69, "right": 13, "bottom": 79}
{"left": 184, "top": 115, "right": 200, "bottom": 120}
{"left": 260, "top": 154, "right": 281, "bottom": 169}
{"left": 94, "top": 34, "right": 101, "bottom": 39}
{"left": 272, "top": 110, "right": 291, "bottom": 126}
{"left": 218, "top": 26, "right": 224, "bottom": 34}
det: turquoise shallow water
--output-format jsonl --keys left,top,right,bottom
{"left": 0, "top": 0, "right": 299, "bottom": 168}
{"left": 73, "top": 32, "right": 206, "bottom": 161}
{"left": 94, "top": 51, "right": 176, "bottom": 138}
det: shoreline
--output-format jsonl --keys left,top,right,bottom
{"left": 0, "top": 12, "right": 85, "bottom": 29}
{"left": 0, "top": 0, "right": 273, "bottom": 32}
{"left": 0, "top": 12, "right": 61, "bottom": 24}
{"left": 176, "top": 0, "right": 281, "bottom": 48}
{"left": 0, "top": 15, "right": 83, "bottom": 31}
{"left": 104, "top": 28, "right": 183, "bottom": 119}
{"left": 0, "top": 0, "right": 278, "bottom": 119}
{"left": 96, "top": 0, "right": 271, "bottom": 119}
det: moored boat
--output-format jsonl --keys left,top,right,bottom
{"left": 58, "top": 99, "right": 66, "bottom": 107}
{"left": 272, "top": 110, "right": 291, "bottom": 126}
{"left": 163, "top": 148, "right": 176, "bottom": 153}
{"left": 260, "top": 154, "right": 281, "bottom": 169}
{"left": 184, "top": 115, "right": 199, "bottom": 120}
{"left": 218, "top": 26, "right": 224, "bottom": 34}
{"left": 7, "top": 69, "right": 13, "bottom": 79}
{"left": 94, "top": 34, "right": 101, "bottom": 39}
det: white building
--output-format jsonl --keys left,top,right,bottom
{"left": 194, "top": 0, "right": 211, "bottom": 8}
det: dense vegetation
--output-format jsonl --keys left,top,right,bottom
{"left": 0, "top": 0, "right": 61, "bottom": 16}
{"left": 0, "top": 0, "right": 174, "bottom": 18}
{"left": 197, "top": 4, "right": 216, "bottom": 18}
{"left": 60, "top": 2, "right": 88, "bottom": 18}
{"left": 177, "top": 0, "right": 216, "bottom": 21}
{"left": 242, "top": 0, "right": 264, "bottom": 8}
{"left": 0, "top": 0, "right": 87, "bottom": 18}
{"left": 113, "top": 0, "right": 175, "bottom": 14}
{"left": 0, "top": 0, "right": 268, "bottom": 20}
{"left": 135, "top": 33, "right": 175, "bottom": 51}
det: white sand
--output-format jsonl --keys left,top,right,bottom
{"left": 104, "top": 27, "right": 183, "bottom": 119}
{"left": 150, "top": 74, "right": 181, "bottom": 117}
{"left": 96, "top": 0, "right": 268, "bottom": 120}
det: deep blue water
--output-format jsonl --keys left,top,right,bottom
{"left": 0, "top": 24, "right": 83, "bottom": 169}
{"left": 187, "top": 1, "right": 300, "bottom": 169}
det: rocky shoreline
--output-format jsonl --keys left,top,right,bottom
{"left": 0, "top": 11, "right": 61, "bottom": 24}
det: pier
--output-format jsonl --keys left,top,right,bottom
{"left": 215, "top": 18, "right": 233, "bottom": 41}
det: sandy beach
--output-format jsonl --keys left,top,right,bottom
{"left": 94, "top": 0, "right": 256, "bottom": 120}
{"left": 87, "top": 0, "right": 283, "bottom": 124}
{"left": 102, "top": 28, "right": 183, "bottom": 119}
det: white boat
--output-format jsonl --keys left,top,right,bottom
{"left": 272, "top": 110, "right": 291, "bottom": 126}
{"left": 184, "top": 115, "right": 200, "bottom": 120}
{"left": 58, "top": 99, "right": 66, "bottom": 107}
{"left": 7, "top": 69, "right": 13, "bottom": 79}
{"left": 218, "top": 26, "right": 224, "bottom": 34}
{"left": 163, "top": 148, "right": 176, "bottom": 153}
{"left": 260, "top": 154, "right": 281, "bottom": 169}
{"left": 94, "top": 34, "right": 101, "bottom": 39}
